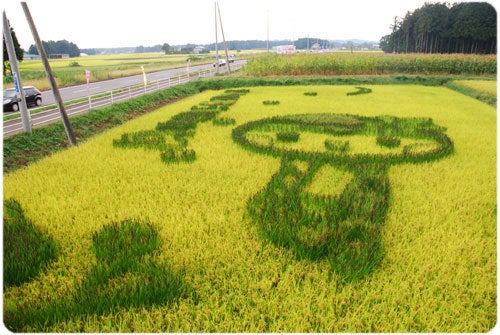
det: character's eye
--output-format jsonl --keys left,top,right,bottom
{"left": 376, "top": 136, "right": 401, "bottom": 148}
{"left": 276, "top": 131, "right": 300, "bottom": 143}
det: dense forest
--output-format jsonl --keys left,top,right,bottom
{"left": 28, "top": 40, "right": 80, "bottom": 57}
{"left": 380, "top": 2, "right": 496, "bottom": 54}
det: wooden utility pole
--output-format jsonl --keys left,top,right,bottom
{"left": 3, "top": 11, "right": 31, "bottom": 133}
{"left": 21, "top": 1, "right": 76, "bottom": 145}
{"left": 216, "top": 2, "right": 231, "bottom": 74}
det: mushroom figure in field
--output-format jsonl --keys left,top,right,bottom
{"left": 232, "top": 113, "right": 453, "bottom": 281}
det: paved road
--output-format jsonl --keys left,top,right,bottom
{"left": 40, "top": 62, "right": 229, "bottom": 106}
{"left": 4, "top": 60, "right": 245, "bottom": 137}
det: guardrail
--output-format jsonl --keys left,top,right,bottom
{"left": 4, "top": 61, "right": 244, "bottom": 136}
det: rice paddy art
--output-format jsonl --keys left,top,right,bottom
{"left": 113, "top": 89, "right": 249, "bottom": 163}
{"left": 4, "top": 219, "right": 189, "bottom": 331}
{"left": 232, "top": 113, "right": 454, "bottom": 281}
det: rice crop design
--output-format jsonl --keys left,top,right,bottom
{"left": 3, "top": 199, "right": 58, "bottom": 287}
{"left": 113, "top": 89, "right": 249, "bottom": 162}
{"left": 232, "top": 113, "right": 453, "bottom": 281}
{"left": 346, "top": 87, "right": 372, "bottom": 96}
{"left": 263, "top": 100, "right": 280, "bottom": 105}
{"left": 5, "top": 219, "right": 189, "bottom": 331}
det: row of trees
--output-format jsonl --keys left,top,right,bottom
{"left": 27, "top": 40, "right": 80, "bottom": 57}
{"left": 380, "top": 2, "right": 496, "bottom": 54}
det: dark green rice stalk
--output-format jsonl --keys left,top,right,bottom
{"left": 233, "top": 113, "right": 453, "bottom": 282}
{"left": 347, "top": 87, "right": 372, "bottom": 96}
{"left": 3, "top": 199, "right": 58, "bottom": 287}
{"left": 325, "top": 139, "right": 350, "bottom": 152}
{"left": 303, "top": 92, "right": 318, "bottom": 96}
{"left": 212, "top": 117, "right": 236, "bottom": 126}
{"left": 160, "top": 148, "right": 196, "bottom": 163}
{"left": 114, "top": 89, "right": 249, "bottom": 164}
{"left": 376, "top": 135, "right": 401, "bottom": 148}
{"left": 263, "top": 100, "right": 280, "bottom": 105}
{"left": 4, "top": 220, "right": 190, "bottom": 332}
{"left": 276, "top": 131, "right": 300, "bottom": 142}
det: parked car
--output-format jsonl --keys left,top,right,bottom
{"left": 3, "top": 86, "right": 42, "bottom": 112}
{"left": 228, "top": 55, "right": 235, "bottom": 63}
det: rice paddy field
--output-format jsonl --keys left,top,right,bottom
{"left": 3, "top": 84, "right": 496, "bottom": 332}
{"left": 452, "top": 79, "right": 497, "bottom": 95}
{"left": 4, "top": 52, "right": 215, "bottom": 90}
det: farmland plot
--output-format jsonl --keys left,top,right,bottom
{"left": 3, "top": 85, "right": 496, "bottom": 332}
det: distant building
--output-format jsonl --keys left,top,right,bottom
{"left": 48, "top": 54, "right": 70, "bottom": 59}
{"left": 23, "top": 53, "right": 41, "bottom": 60}
{"left": 274, "top": 45, "right": 296, "bottom": 54}
{"left": 193, "top": 46, "right": 208, "bottom": 54}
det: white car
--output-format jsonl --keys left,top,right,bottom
{"left": 213, "top": 58, "right": 227, "bottom": 67}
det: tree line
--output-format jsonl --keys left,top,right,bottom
{"left": 380, "top": 2, "right": 496, "bottom": 54}
{"left": 27, "top": 40, "right": 80, "bottom": 57}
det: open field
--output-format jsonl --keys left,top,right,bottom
{"left": 3, "top": 84, "right": 496, "bottom": 332}
{"left": 5, "top": 51, "right": 248, "bottom": 91}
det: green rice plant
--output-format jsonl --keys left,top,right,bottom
{"left": 324, "top": 139, "right": 349, "bottom": 152}
{"left": 376, "top": 135, "right": 401, "bottom": 148}
{"left": 212, "top": 117, "right": 236, "bottom": 126}
{"left": 263, "top": 100, "right": 280, "bottom": 105}
{"left": 3, "top": 199, "right": 58, "bottom": 287}
{"left": 114, "top": 89, "right": 249, "bottom": 164}
{"left": 346, "top": 87, "right": 372, "bottom": 96}
{"left": 304, "top": 92, "right": 318, "bottom": 96}
{"left": 232, "top": 113, "right": 453, "bottom": 281}
{"left": 5, "top": 220, "right": 190, "bottom": 331}
{"left": 276, "top": 131, "right": 300, "bottom": 142}
{"left": 160, "top": 148, "right": 196, "bottom": 163}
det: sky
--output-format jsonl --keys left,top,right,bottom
{"left": 2, "top": 0, "right": 480, "bottom": 50}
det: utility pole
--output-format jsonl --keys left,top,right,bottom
{"left": 3, "top": 11, "right": 31, "bottom": 133}
{"left": 214, "top": 2, "right": 219, "bottom": 74}
{"left": 21, "top": 1, "right": 76, "bottom": 145}
{"left": 216, "top": 2, "right": 231, "bottom": 74}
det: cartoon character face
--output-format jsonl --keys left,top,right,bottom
{"left": 232, "top": 113, "right": 453, "bottom": 165}
{"left": 232, "top": 113, "right": 453, "bottom": 282}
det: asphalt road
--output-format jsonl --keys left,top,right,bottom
{"left": 40, "top": 62, "right": 228, "bottom": 106}
{"left": 4, "top": 60, "right": 245, "bottom": 137}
